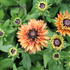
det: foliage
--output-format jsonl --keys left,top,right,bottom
{"left": 0, "top": 0, "right": 70, "bottom": 70}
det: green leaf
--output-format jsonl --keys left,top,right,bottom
{"left": 0, "top": 9, "right": 5, "bottom": 20}
{"left": 66, "top": 66, "right": 70, "bottom": 70}
{"left": 43, "top": 50, "right": 51, "bottom": 68}
{"left": 65, "top": 62, "right": 70, "bottom": 70}
{"left": 65, "top": 36, "right": 70, "bottom": 43}
{"left": 64, "top": 42, "right": 70, "bottom": 48}
{"left": 0, "top": 0, "right": 16, "bottom": 6}
{"left": 3, "top": 19, "right": 10, "bottom": 28}
{"left": 32, "top": 66, "right": 44, "bottom": 70}
{"left": 48, "top": 61, "right": 64, "bottom": 70}
{"left": 48, "top": 0, "right": 62, "bottom": 4}
{"left": 0, "top": 45, "right": 13, "bottom": 52}
{"left": 30, "top": 54, "right": 42, "bottom": 63}
{"left": 21, "top": 53, "right": 31, "bottom": 70}
{"left": 0, "top": 58, "right": 13, "bottom": 70}
{"left": 60, "top": 51, "right": 70, "bottom": 59}
{"left": 13, "top": 64, "right": 17, "bottom": 70}
{"left": 25, "top": 11, "right": 40, "bottom": 21}
{"left": 17, "top": 66, "right": 25, "bottom": 70}
{"left": 16, "top": 0, "right": 27, "bottom": 5}
{"left": 31, "top": 62, "right": 44, "bottom": 70}
{"left": 11, "top": 8, "right": 19, "bottom": 17}
{"left": 11, "top": 7, "right": 25, "bottom": 18}
{"left": 60, "top": 4, "right": 70, "bottom": 13}
{"left": 49, "top": 6, "right": 59, "bottom": 18}
{"left": 0, "top": 39, "right": 3, "bottom": 46}
{"left": 47, "top": 29, "right": 56, "bottom": 37}
{"left": 54, "top": 0, "right": 62, "bottom": 4}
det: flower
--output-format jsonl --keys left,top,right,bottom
{"left": 14, "top": 17, "right": 22, "bottom": 25}
{"left": 9, "top": 47, "right": 18, "bottom": 56}
{"left": 55, "top": 11, "right": 70, "bottom": 36}
{"left": 52, "top": 52, "right": 60, "bottom": 60}
{"left": 36, "top": 0, "right": 50, "bottom": 11}
{"left": 51, "top": 35, "right": 64, "bottom": 50}
{"left": 0, "top": 29, "right": 4, "bottom": 37}
{"left": 37, "top": 1, "right": 47, "bottom": 11}
{"left": 17, "top": 19, "right": 50, "bottom": 54}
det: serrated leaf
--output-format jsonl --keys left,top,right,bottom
{"left": 0, "top": 58, "right": 13, "bottom": 70}
{"left": 21, "top": 53, "right": 31, "bottom": 70}
{"left": 43, "top": 50, "right": 51, "bottom": 68}
{"left": 48, "top": 61, "right": 64, "bottom": 70}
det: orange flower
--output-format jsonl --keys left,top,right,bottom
{"left": 55, "top": 11, "right": 70, "bottom": 36}
{"left": 17, "top": 19, "right": 49, "bottom": 54}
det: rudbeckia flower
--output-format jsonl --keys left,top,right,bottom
{"left": 14, "top": 17, "right": 22, "bottom": 24}
{"left": 55, "top": 11, "right": 70, "bottom": 36}
{"left": 12, "top": 17, "right": 22, "bottom": 27}
{"left": 35, "top": 0, "right": 51, "bottom": 12}
{"left": 0, "top": 29, "right": 4, "bottom": 37}
{"left": 37, "top": 1, "right": 48, "bottom": 11}
{"left": 52, "top": 52, "right": 60, "bottom": 60}
{"left": 9, "top": 47, "right": 18, "bottom": 56}
{"left": 51, "top": 35, "right": 64, "bottom": 50}
{"left": 17, "top": 19, "right": 50, "bottom": 54}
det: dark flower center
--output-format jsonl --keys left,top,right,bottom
{"left": 28, "top": 29, "right": 38, "bottom": 40}
{"left": 15, "top": 19, "right": 21, "bottom": 24}
{"left": 63, "top": 19, "right": 70, "bottom": 27}
{"left": 53, "top": 53, "right": 60, "bottom": 59}
{"left": 39, "top": 3, "right": 45, "bottom": 9}
{"left": 54, "top": 38, "right": 61, "bottom": 47}
{"left": 0, "top": 31, "right": 3, "bottom": 36}
{"left": 11, "top": 49, "right": 16, "bottom": 54}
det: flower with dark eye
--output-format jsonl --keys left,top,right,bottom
{"left": 50, "top": 35, "right": 64, "bottom": 50}
{"left": 53, "top": 52, "right": 60, "bottom": 60}
{"left": 55, "top": 11, "right": 70, "bottom": 36}
{"left": 14, "top": 17, "right": 22, "bottom": 25}
{"left": 9, "top": 47, "right": 18, "bottom": 56}
{"left": 36, "top": 0, "right": 51, "bottom": 12}
{"left": 17, "top": 19, "right": 50, "bottom": 54}
{"left": 0, "top": 29, "right": 4, "bottom": 37}
{"left": 37, "top": 1, "right": 48, "bottom": 11}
